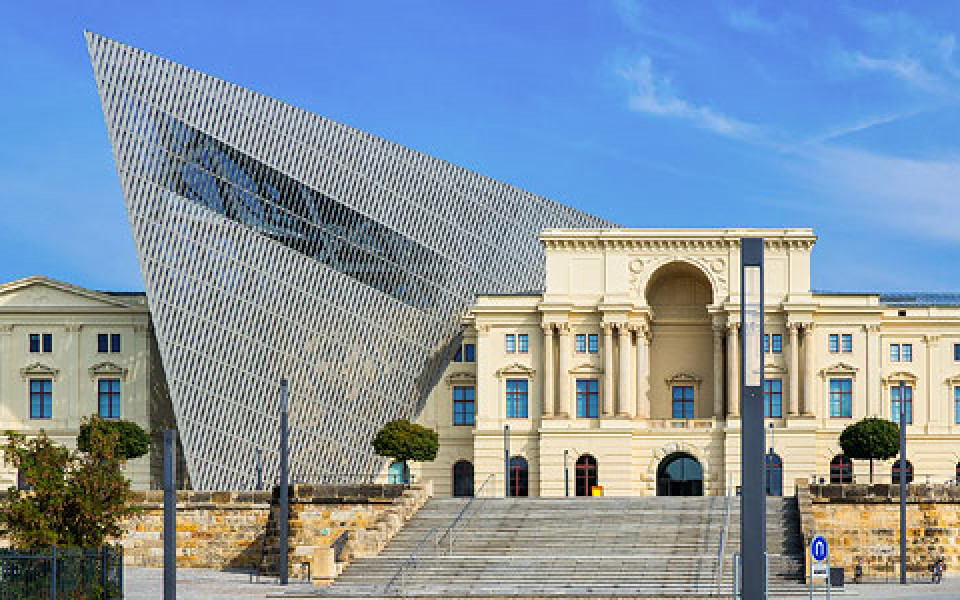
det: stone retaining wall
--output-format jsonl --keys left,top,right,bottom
{"left": 797, "top": 479, "right": 960, "bottom": 580}
{"left": 121, "top": 482, "right": 432, "bottom": 583}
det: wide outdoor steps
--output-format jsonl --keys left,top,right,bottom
{"left": 320, "top": 496, "right": 808, "bottom": 597}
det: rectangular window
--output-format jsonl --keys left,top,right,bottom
{"left": 955, "top": 343, "right": 960, "bottom": 361}
{"left": 587, "top": 334, "right": 599, "bottom": 354}
{"left": 829, "top": 334, "right": 839, "bottom": 353}
{"left": 464, "top": 344, "right": 475, "bottom": 362}
{"left": 98, "top": 379, "right": 121, "bottom": 419}
{"left": 841, "top": 334, "right": 852, "bottom": 353}
{"left": 772, "top": 334, "right": 782, "bottom": 354}
{"left": 672, "top": 385, "right": 695, "bottom": 419}
{"left": 890, "top": 344, "right": 900, "bottom": 362}
{"left": 453, "top": 346, "right": 463, "bottom": 362}
{"left": 954, "top": 387, "right": 960, "bottom": 425}
{"left": 891, "top": 385, "right": 913, "bottom": 425}
{"left": 576, "top": 379, "right": 599, "bottom": 418}
{"left": 42, "top": 333, "right": 52, "bottom": 353}
{"left": 110, "top": 334, "right": 121, "bottom": 353}
{"left": 764, "top": 379, "right": 783, "bottom": 418}
{"left": 29, "top": 379, "right": 52, "bottom": 419}
{"left": 98, "top": 334, "right": 110, "bottom": 354}
{"left": 575, "top": 334, "right": 586, "bottom": 353}
{"left": 29, "top": 334, "right": 40, "bottom": 353}
{"left": 829, "top": 378, "right": 852, "bottom": 418}
{"left": 453, "top": 386, "right": 475, "bottom": 426}
{"left": 902, "top": 343, "right": 912, "bottom": 362}
{"left": 764, "top": 334, "right": 770, "bottom": 353}
{"left": 517, "top": 334, "right": 528, "bottom": 353}
{"left": 505, "top": 334, "right": 516, "bottom": 354}
{"left": 506, "top": 379, "right": 528, "bottom": 418}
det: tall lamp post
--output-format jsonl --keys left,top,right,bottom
{"left": 504, "top": 424, "right": 510, "bottom": 498}
{"left": 741, "top": 237, "right": 766, "bottom": 599}
{"left": 899, "top": 379, "right": 907, "bottom": 584}
{"left": 564, "top": 449, "right": 570, "bottom": 497}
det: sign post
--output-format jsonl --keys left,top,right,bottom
{"left": 741, "top": 237, "right": 766, "bottom": 599}
{"left": 898, "top": 379, "right": 907, "bottom": 585}
{"left": 809, "top": 535, "right": 830, "bottom": 600}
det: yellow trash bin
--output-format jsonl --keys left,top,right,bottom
{"left": 591, "top": 486, "right": 603, "bottom": 496}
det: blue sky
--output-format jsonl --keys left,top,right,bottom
{"left": 1, "top": 1, "right": 958, "bottom": 292}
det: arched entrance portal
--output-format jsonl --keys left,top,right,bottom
{"left": 657, "top": 452, "right": 703, "bottom": 496}
{"left": 575, "top": 454, "right": 598, "bottom": 496}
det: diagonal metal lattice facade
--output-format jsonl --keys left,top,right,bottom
{"left": 86, "top": 32, "right": 615, "bottom": 490}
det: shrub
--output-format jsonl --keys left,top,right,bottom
{"left": 372, "top": 419, "right": 439, "bottom": 476}
{"left": 839, "top": 417, "right": 900, "bottom": 483}
{"left": 77, "top": 417, "right": 150, "bottom": 461}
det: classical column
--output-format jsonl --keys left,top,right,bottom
{"left": 727, "top": 323, "right": 740, "bottom": 417}
{"left": 636, "top": 324, "right": 649, "bottom": 419}
{"left": 602, "top": 323, "right": 614, "bottom": 417}
{"left": 618, "top": 324, "right": 632, "bottom": 417}
{"left": 803, "top": 323, "right": 816, "bottom": 416}
{"left": 787, "top": 323, "right": 800, "bottom": 416}
{"left": 926, "top": 335, "right": 940, "bottom": 429}
{"left": 712, "top": 324, "right": 725, "bottom": 418}
{"left": 542, "top": 324, "right": 554, "bottom": 418}
{"left": 557, "top": 323, "right": 571, "bottom": 418}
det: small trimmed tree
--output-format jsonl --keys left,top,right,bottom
{"left": 372, "top": 419, "right": 439, "bottom": 480}
{"left": 839, "top": 417, "right": 900, "bottom": 483}
{"left": 77, "top": 417, "right": 150, "bottom": 461}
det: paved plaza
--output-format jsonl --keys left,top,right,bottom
{"left": 124, "top": 566, "right": 960, "bottom": 599}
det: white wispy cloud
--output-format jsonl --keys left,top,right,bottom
{"left": 619, "top": 56, "right": 758, "bottom": 139}
{"left": 725, "top": 7, "right": 805, "bottom": 35}
{"left": 842, "top": 52, "right": 942, "bottom": 92}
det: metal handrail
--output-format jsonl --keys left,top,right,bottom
{"left": 436, "top": 474, "right": 496, "bottom": 552}
{"left": 715, "top": 475, "right": 734, "bottom": 593}
{"left": 383, "top": 473, "right": 496, "bottom": 595}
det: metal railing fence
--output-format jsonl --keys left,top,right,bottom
{"left": 436, "top": 474, "right": 496, "bottom": 553}
{"left": 715, "top": 475, "right": 734, "bottom": 593}
{"left": 0, "top": 546, "right": 123, "bottom": 600}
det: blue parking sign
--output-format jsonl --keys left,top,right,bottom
{"left": 811, "top": 535, "right": 828, "bottom": 562}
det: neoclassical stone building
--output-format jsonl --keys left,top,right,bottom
{"left": 413, "top": 229, "right": 960, "bottom": 497}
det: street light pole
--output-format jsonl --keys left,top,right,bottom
{"left": 741, "top": 237, "right": 766, "bottom": 600}
{"left": 504, "top": 424, "right": 510, "bottom": 498}
{"left": 899, "top": 379, "right": 907, "bottom": 585}
{"left": 564, "top": 449, "right": 569, "bottom": 497}
{"left": 279, "top": 378, "right": 290, "bottom": 585}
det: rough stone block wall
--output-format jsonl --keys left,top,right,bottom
{"left": 797, "top": 480, "right": 960, "bottom": 579}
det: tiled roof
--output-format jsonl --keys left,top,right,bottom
{"left": 813, "top": 290, "right": 960, "bottom": 307}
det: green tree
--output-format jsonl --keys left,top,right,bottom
{"left": 77, "top": 417, "right": 150, "bottom": 460}
{"left": 372, "top": 419, "right": 439, "bottom": 478}
{"left": 0, "top": 417, "right": 139, "bottom": 547}
{"left": 839, "top": 417, "right": 900, "bottom": 483}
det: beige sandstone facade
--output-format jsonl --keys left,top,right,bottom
{"left": 412, "top": 229, "right": 960, "bottom": 497}
{"left": 0, "top": 276, "right": 162, "bottom": 489}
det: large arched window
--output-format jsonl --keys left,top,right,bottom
{"left": 829, "top": 455, "right": 852, "bottom": 484}
{"left": 765, "top": 453, "right": 783, "bottom": 496}
{"left": 509, "top": 456, "right": 528, "bottom": 497}
{"left": 575, "top": 454, "right": 598, "bottom": 496}
{"left": 892, "top": 459, "right": 914, "bottom": 485}
{"left": 387, "top": 461, "right": 409, "bottom": 484}
{"left": 453, "top": 460, "right": 474, "bottom": 497}
{"left": 657, "top": 452, "right": 703, "bottom": 496}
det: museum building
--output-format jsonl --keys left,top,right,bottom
{"left": 414, "top": 229, "right": 960, "bottom": 497}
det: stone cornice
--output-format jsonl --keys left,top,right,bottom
{"left": 569, "top": 362, "right": 603, "bottom": 375}
{"left": 819, "top": 362, "right": 859, "bottom": 378}
{"left": 445, "top": 371, "right": 477, "bottom": 385}
{"left": 665, "top": 372, "right": 703, "bottom": 387}
{"left": 882, "top": 370, "right": 918, "bottom": 386}
{"left": 89, "top": 361, "right": 129, "bottom": 381}
{"left": 495, "top": 363, "right": 536, "bottom": 378}
{"left": 539, "top": 229, "right": 817, "bottom": 252}
{"left": 20, "top": 362, "right": 59, "bottom": 381}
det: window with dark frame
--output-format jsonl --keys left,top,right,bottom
{"left": 464, "top": 343, "right": 475, "bottom": 362}
{"left": 892, "top": 459, "right": 914, "bottom": 484}
{"left": 672, "top": 385, "right": 695, "bottom": 419}
{"left": 29, "top": 333, "right": 41, "bottom": 353}
{"left": 902, "top": 343, "right": 912, "bottom": 362}
{"left": 98, "top": 334, "right": 110, "bottom": 354}
{"left": 841, "top": 334, "right": 852, "bottom": 353}
{"left": 763, "top": 379, "right": 782, "bottom": 418}
{"left": 955, "top": 386, "right": 960, "bottom": 425}
{"left": 29, "top": 378, "right": 52, "bottom": 419}
{"left": 517, "top": 334, "right": 528, "bottom": 353}
{"left": 765, "top": 453, "right": 783, "bottom": 496}
{"left": 891, "top": 385, "right": 913, "bottom": 425}
{"left": 829, "top": 334, "right": 839, "bottom": 353}
{"left": 453, "top": 386, "right": 475, "bottom": 426}
{"left": 98, "top": 379, "right": 121, "bottom": 419}
{"left": 764, "top": 334, "right": 770, "bottom": 353}
{"left": 829, "top": 378, "right": 852, "bottom": 418}
{"left": 505, "top": 334, "right": 516, "bottom": 353}
{"left": 830, "top": 455, "right": 853, "bottom": 484}
{"left": 575, "top": 334, "right": 586, "bottom": 353}
{"left": 771, "top": 334, "right": 782, "bottom": 353}
{"left": 576, "top": 379, "right": 599, "bottom": 418}
{"left": 890, "top": 344, "right": 900, "bottom": 362}
{"left": 506, "top": 379, "right": 528, "bottom": 418}
{"left": 508, "top": 456, "right": 529, "bottom": 497}
{"left": 955, "top": 343, "right": 960, "bottom": 361}
{"left": 587, "top": 334, "right": 599, "bottom": 354}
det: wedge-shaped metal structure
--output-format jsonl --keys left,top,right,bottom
{"left": 86, "top": 32, "right": 614, "bottom": 489}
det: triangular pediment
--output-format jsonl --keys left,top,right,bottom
{"left": 496, "top": 363, "right": 537, "bottom": 377}
{"left": 20, "top": 362, "right": 60, "bottom": 380}
{"left": 0, "top": 277, "right": 137, "bottom": 310}
{"left": 819, "top": 362, "right": 858, "bottom": 378}
{"left": 883, "top": 370, "right": 918, "bottom": 385}
{"left": 570, "top": 362, "right": 603, "bottom": 375}
{"left": 89, "top": 361, "right": 129, "bottom": 380}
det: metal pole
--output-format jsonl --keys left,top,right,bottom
{"left": 163, "top": 429, "right": 176, "bottom": 600}
{"left": 564, "top": 449, "right": 569, "bottom": 497}
{"left": 504, "top": 425, "right": 510, "bottom": 497}
{"left": 899, "top": 379, "right": 906, "bottom": 585}
{"left": 741, "top": 237, "right": 766, "bottom": 600}
{"left": 279, "top": 379, "right": 290, "bottom": 585}
{"left": 256, "top": 449, "right": 263, "bottom": 491}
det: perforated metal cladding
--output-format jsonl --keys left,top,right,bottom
{"left": 86, "top": 32, "right": 616, "bottom": 490}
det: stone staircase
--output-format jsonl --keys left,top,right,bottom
{"left": 316, "top": 495, "right": 807, "bottom": 597}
